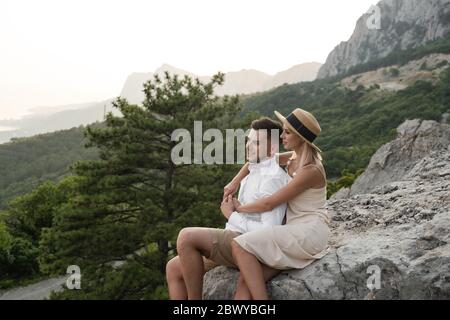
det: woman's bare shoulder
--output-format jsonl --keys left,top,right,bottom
{"left": 299, "top": 163, "right": 326, "bottom": 188}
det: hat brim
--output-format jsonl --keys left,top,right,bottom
{"left": 274, "top": 110, "right": 322, "bottom": 153}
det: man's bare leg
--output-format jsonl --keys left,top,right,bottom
{"left": 177, "top": 227, "right": 214, "bottom": 300}
{"left": 166, "top": 256, "right": 187, "bottom": 300}
{"left": 166, "top": 255, "right": 216, "bottom": 300}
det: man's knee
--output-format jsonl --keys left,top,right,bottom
{"left": 166, "top": 256, "right": 182, "bottom": 280}
{"left": 177, "top": 227, "right": 196, "bottom": 254}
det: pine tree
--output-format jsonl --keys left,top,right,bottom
{"left": 38, "top": 72, "right": 244, "bottom": 298}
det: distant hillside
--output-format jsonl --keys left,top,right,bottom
{"left": 340, "top": 53, "right": 450, "bottom": 91}
{"left": 120, "top": 63, "right": 322, "bottom": 105}
{"left": 0, "top": 126, "right": 99, "bottom": 209}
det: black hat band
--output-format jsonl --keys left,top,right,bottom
{"left": 286, "top": 113, "right": 317, "bottom": 143}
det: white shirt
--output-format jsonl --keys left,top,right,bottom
{"left": 225, "top": 156, "right": 289, "bottom": 233}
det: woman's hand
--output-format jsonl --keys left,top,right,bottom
{"left": 232, "top": 198, "right": 242, "bottom": 211}
{"left": 220, "top": 195, "right": 235, "bottom": 219}
{"left": 223, "top": 181, "right": 239, "bottom": 201}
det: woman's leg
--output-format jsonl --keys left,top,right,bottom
{"left": 231, "top": 240, "right": 281, "bottom": 300}
{"left": 234, "top": 274, "right": 253, "bottom": 300}
{"left": 234, "top": 264, "right": 282, "bottom": 300}
{"left": 177, "top": 227, "right": 214, "bottom": 300}
{"left": 166, "top": 256, "right": 187, "bottom": 300}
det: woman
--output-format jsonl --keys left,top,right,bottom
{"left": 224, "top": 108, "right": 331, "bottom": 300}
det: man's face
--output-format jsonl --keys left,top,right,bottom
{"left": 246, "top": 129, "right": 270, "bottom": 163}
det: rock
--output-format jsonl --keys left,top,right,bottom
{"left": 317, "top": 0, "right": 450, "bottom": 79}
{"left": 203, "top": 119, "right": 450, "bottom": 300}
{"left": 350, "top": 119, "right": 450, "bottom": 195}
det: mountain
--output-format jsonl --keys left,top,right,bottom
{"left": 120, "top": 63, "right": 322, "bottom": 105}
{"left": 0, "top": 62, "right": 320, "bottom": 144}
{"left": 204, "top": 119, "right": 450, "bottom": 299}
{"left": 318, "top": 0, "right": 450, "bottom": 79}
{"left": 26, "top": 102, "right": 98, "bottom": 116}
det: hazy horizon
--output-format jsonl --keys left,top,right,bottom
{"left": 1, "top": 0, "right": 378, "bottom": 120}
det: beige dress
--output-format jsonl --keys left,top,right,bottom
{"left": 234, "top": 163, "right": 332, "bottom": 270}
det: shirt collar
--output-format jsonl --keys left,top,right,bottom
{"left": 248, "top": 156, "right": 278, "bottom": 174}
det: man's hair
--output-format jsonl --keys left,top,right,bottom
{"left": 251, "top": 117, "right": 283, "bottom": 145}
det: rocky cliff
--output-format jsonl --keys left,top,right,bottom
{"left": 317, "top": 0, "right": 450, "bottom": 79}
{"left": 203, "top": 118, "right": 450, "bottom": 300}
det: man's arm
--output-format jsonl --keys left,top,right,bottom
{"left": 223, "top": 162, "right": 250, "bottom": 200}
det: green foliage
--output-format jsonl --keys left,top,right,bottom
{"left": 0, "top": 177, "right": 77, "bottom": 286}
{"left": 389, "top": 68, "right": 400, "bottom": 77}
{"left": 49, "top": 251, "right": 168, "bottom": 300}
{"left": 0, "top": 127, "right": 99, "bottom": 209}
{"left": 420, "top": 61, "right": 428, "bottom": 71}
{"left": 0, "top": 235, "right": 39, "bottom": 283}
{"left": 4, "top": 181, "right": 71, "bottom": 242}
{"left": 327, "top": 169, "right": 365, "bottom": 199}
{"left": 435, "top": 60, "right": 449, "bottom": 69}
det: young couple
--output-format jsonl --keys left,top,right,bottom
{"left": 166, "top": 108, "right": 331, "bottom": 300}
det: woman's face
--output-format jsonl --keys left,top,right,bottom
{"left": 281, "top": 124, "right": 303, "bottom": 150}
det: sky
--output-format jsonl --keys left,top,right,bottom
{"left": 1, "top": 0, "right": 378, "bottom": 120}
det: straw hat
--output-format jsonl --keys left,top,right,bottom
{"left": 274, "top": 108, "right": 322, "bottom": 153}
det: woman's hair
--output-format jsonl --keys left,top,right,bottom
{"left": 294, "top": 136, "right": 323, "bottom": 169}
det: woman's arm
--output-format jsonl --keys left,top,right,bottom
{"left": 223, "top": 162, "right": 250, "bottom": 200}
{"left": 235, "top": 166, "right": 323, "bottom": 213}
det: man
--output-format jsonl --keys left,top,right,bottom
{"left": 166, "top": 117, "right": 289, "bottom": 300}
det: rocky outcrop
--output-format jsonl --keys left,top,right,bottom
{"left": 350, "top": 119, "right": 450, "bottom": 195}
{"left": 203, "top": 119, "right": 450, "bottom": 300}
{"left": 317, "top": 0, "right": 450, "bottom": 79}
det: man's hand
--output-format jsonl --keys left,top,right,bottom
{"left": 220, "top": 195, "right": 235, "bottom": 219}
